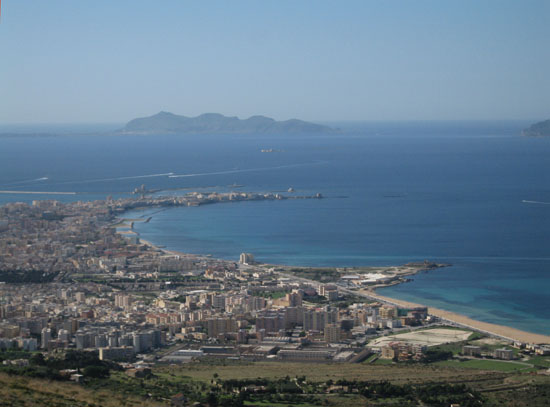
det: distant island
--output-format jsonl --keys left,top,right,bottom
{"left": 120, "top": 111, "right": 335, "bottom": 135}
{"left": 522, "top": 119, "right": 550, "bottom": 137}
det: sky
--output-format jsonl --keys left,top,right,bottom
{"left": 0, "top": 0, "right": 549, "bottom": 123}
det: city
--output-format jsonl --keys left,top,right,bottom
{"left": 1, "top": 194, "right": 549, "bottom": 406}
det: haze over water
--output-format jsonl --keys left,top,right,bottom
{"left": 0, "top": 121, "right": 549, "bottom": 334}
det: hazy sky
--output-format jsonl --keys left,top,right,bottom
{"left": 1, "top": 0, "right": 549, "bottom": 123}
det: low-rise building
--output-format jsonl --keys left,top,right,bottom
{"left": 277, "top": 350, "right": 333, "bottom": 361}
{"left": 99, "top": 346, "right": 135, "bottom": 361}
{"left": 463, "top": 345, "right": 481, "bottom": 356}
{"left": 494, "top": 348, "right": 514, "bottom": 360}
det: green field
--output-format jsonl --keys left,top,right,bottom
{"left": 372, "top": 358, "right": 394, "bottom": 365}
{"left": 528, "top": 355, "right": 550, "bottom": 368}
{"left": 156, "top": 360, "right": 508, "bottom": 384}
{"left": 434, "top": 359, "right": 535, "bottom": 372}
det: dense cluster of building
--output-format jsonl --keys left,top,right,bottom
{"left": 0, "top": 249, "right": 431, "bottom": 364}
{"left": 0, "top": 194, "right": 499, "bottom": 368}
{"left": 0, "top": 192, "right": 321, "bottom": 278}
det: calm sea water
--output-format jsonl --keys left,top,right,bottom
{"left": 1, "top": 121, "right": 549, "bottom": 334}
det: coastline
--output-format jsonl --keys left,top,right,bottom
{"left": 139, "top": 238, "right": 205, "bottom": 261}
{"left": 363, "top": 289, "right": 550, "bottom": 344}
{"left": 121, "top": 211, "right": 550, "bottom": 345}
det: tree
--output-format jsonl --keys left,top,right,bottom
{"left": 82, "top": 365, "right": 110, "bottom": 379}
{"left": 206, "top": 391, "right": 219, "bottom": 406}
{"left": 30, "top": 353, "right": 46, "bottom": 366}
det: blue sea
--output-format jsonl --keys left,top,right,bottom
{"left": 0, "top": 121, "right": 549, "bottom": 335}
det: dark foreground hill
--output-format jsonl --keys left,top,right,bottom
{"left": 121, "top": 111, "right": 335, "bottom": 134}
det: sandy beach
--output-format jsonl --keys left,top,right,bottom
{"left": 363, "top": 289, "right": 550, "bottom": 345}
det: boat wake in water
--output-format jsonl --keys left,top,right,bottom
{"left": 522, "top": 200, "right": 550, "bottom": 205}
{"left": 1, "top": 176, "right": 49, "bottom": 187}
{"left": 56, "top": 172, "right": 175, "bottom": 185}
{"left": 169, "top": 162, "right": 326, "bottom": 178}
{"left": 0, "top": 190, "right": 76, "bottom": 195}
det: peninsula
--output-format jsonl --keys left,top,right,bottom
{"left": 120, "top": 111, "right": 335, "bottom": 135}
{"left": 521, "top": 118, "right": 550, "bottom": 137}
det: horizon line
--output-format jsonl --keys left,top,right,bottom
{"left": 0, "top": 117, "right": 543, "bottom": 127}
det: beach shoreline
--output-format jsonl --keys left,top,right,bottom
{"left": 362, "top": 289, "right": 550, "bottom": 344}
{"left": 118, "top": 212, "right": 550, "bottom": 345}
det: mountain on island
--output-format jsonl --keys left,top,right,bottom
{"left": 121, "top": 112, "right": 335, "bottom": 134}
{"left": 522, "top": 119, "right": 550, "bottom": 137}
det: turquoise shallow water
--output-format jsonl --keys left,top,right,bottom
{"left": 1, "top": 121, "right": 549, "bottom": 334}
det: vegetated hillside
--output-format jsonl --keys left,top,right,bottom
{"left": 2, "top": 358, "right": 550, "bottom": 406}
{"left": 0, "top": 372, "right": 158, "bottom": 407}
